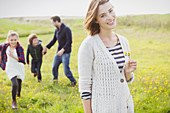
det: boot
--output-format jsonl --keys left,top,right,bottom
{"left": 34, "top": 73, "right": 37, "bottom": 77}
{"left": 12, "top": 99, "right": 18, "bottom": 110}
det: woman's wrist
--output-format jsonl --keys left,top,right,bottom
{"left": 124, "top": 69, "right": 133, "bottom": 81}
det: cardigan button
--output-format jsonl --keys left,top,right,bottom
{"left": 120, "top": 79, "right": 124, "bottom": 83}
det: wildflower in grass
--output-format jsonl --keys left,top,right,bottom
{"left": 146, "top": 77, "right": 149, "bottom": 81}
{"left": 149, "top": 85, "right": 152, "bottom": 89}
{"left": 154, "top": 87, "right": 157, "bottom": 90}
{"left": 164, "top": 82, "right": 168, "bottom": 85}
{"left": 127, "top": 52, "right": 130, "bottom": 56}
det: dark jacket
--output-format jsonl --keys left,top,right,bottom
{"left": 46, "top": 23, "right": 72, "bottom": 53}
{"left": 26, "top": 40, "right": 43, "bottom": 64}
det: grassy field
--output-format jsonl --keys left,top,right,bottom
{"left": 0, "top": 14, "right": 170, "bottom": 113}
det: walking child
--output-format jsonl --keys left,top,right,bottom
{"left": 0, "top": 30, "right": 25, "bottom": 110}
{"left": 26, "top": 34, "right": 43, "bottom": 83}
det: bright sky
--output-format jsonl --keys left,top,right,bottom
{"left": 0, "top": 0, "right": 169, "bottom": 18}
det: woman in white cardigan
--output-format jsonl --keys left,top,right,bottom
{"left": 78, "top": 0, "right": 137, "bottom": 113}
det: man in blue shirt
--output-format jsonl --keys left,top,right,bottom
{"left": 42, "top": 16, "right": 76, "bottom": 87}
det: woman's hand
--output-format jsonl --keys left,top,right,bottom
{"left": 124, "top": 59, "right": 137, "bottom": 81}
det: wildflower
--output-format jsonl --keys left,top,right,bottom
{"left": 127, "top": 52, "right": 130, "bottom": 56}
{"left": 29, "top": 108, "right": 32, "bottom": 110}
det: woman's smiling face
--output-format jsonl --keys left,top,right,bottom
{"left": 96, "top": 2, "right": 116, "bottom": 31}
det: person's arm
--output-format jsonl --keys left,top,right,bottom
{"left": 26, "top": 46, "right": 30, "bottom": 64}
{"left": 82, "top": 99, "right": 92, "bottom": 113}
{"left": 124, "top": 59, "right": 136, "bottom": 83}
{"left": 0, "top": 51, "right": 1, "bottom": 65}
{"left": 8, "top": 49, "right": 19, "bottom": 61}
{"left": 126, "top": 73, "right": 134, "bottom": 83}
{"left": 46, "top": 29, "right": 58, "bottom": 49}
{"left": 57, "top": 28, "right": 71, "bottom": 56}
{"left": 81, "top": 92, "right": 92, "bottom": 113}
{"left": 26, "top": 46, "right": 30, "bottom": 68}
{"left": 123, "top": 38, "right": 136, "bottom": 84}
{"left": 57, "top": 48, "right": 65, "bottom": 56}
{"left": 125, "top": 72, "right": 133, "bottom": 82}
{"left": 0, "top": 44, "right": 2, "bottom": 51}
{"left": 42, "top": 30, "right": 57, "bottom": 55}
{"left": 0, "top": 44, "right": 2, "bottom": 64}
{"left": 40, "top": 45, "right": 43, "bottom": 55}
{"left": 78, "top": 39, "right": 93, "bottom": 113}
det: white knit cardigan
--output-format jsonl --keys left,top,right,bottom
{"left": 78, "top": 33, "right": 134, "bottom": 113}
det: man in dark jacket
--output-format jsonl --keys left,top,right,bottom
{"left": 42, "top": 16, "right": 76, "bottom": 87}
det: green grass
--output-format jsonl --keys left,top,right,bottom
{"left": 0, "top": 18, "right": 54, "bottom": 40}
{"left": 117, "top": 14, "right": 170, "bottom": 31}
{"left": 0, "top": 14, "right": 170, "bottom": 113}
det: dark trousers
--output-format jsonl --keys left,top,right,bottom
{"left": 11, "top": 76, "right": 22, "bottom": 100}
{"left": 31, "top": 58, "right": 42, "bottom": 80}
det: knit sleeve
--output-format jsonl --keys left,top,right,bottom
{"left": 78, "top": 39, "right": 94, "bottom": 94}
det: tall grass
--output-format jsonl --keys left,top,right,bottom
{"left": 117, "top": 14, "right": 170, "bottom": 30}
{"left": 0, "top": 19, "right": 53, "bottom": 40}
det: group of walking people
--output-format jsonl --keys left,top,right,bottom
{"left": 0, "top": 16, "right": 77, "bottom": 109}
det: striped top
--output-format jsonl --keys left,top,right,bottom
{"left": 107, "top": 41, "right": 125, "bottom": 73}
{"left": 81, "top": 41, "right": 125, "bottom": 100}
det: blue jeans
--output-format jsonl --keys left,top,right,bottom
{"left": 31, "top": 58, "right": 42, "bottom": 80}
{"left": 52, "top": 53, "right": 76, "bottom": 82}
